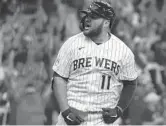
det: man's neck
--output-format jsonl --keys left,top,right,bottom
{"left": 90, "top": 32, "right": 111, "bottom": 44}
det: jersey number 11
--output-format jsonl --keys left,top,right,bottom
{"left": 101, "top": 75, "right": 111, "bottom": 90}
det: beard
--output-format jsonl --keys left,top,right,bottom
{"left": 83, "top": 23, "right": 103, "bottom": 38}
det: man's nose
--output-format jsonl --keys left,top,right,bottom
{"left": 85, "top": 16, "right": 91, "bottom": 22}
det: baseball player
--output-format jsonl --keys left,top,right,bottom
{"left": 52, "top": 1, "right": 139, "bottom": 125}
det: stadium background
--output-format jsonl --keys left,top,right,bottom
{"left": 0, "top": 0, "right": 166, "bottom": 125}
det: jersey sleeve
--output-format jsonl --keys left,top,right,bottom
{"left": 52, "top": 38, "right": 73, "bottom": 78}
{"left": 119, "top": 50, "right": 139, "bottom": 81}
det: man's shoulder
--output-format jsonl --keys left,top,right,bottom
{"left": 62, "top": 32, "right": 85, "bottom": 49}
{"left": 111, "top": 34, "right": 126, "bottom": 46}
{"left": 111, "top": 34, "right": 134, "bottom": 55}
{"left": 66, "top": 32, "right": 85, "bottom": 43}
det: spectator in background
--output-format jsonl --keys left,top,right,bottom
{"left": 142, "top": 92, "right": 164, "bottom": 125}
{"left": 0, "top": 67, "right": 10, "bottom": 125}
{"left": 13, "top": 35, "right": 47, "bottom": 124}
{"left": 128, "top": 82, "right": 149, "bottom": 125}
{"left": 16, "top": 83, "right": 45, "bottom": 125}
{"left": 54, "top": 0, "right": 81, "bottom": 40}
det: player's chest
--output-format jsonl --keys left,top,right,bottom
{"left": 72, "top": 45, "right": 122, "bottom": 62}
{"left": 71, "top": 45, "right": 123, "bottom": 74}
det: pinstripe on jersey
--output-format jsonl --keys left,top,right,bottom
{"left": 52, "top": 32, "right": 139, "bottom": 112}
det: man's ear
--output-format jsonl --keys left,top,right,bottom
{"left": 104, "top": 20, "right": 110, "bottom": 28}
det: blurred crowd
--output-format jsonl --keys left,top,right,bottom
{"left": 0, "top": 0, "right": 166, "bottom": 125}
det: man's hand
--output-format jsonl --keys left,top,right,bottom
{"left": 102, "top": 106, "right": 123, "bottom": 124}
{"left": 62, "top": 108, "right": 84, "bottom": 125}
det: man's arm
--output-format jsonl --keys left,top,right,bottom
{"left": 52, "top": 72, "right": 84, "bottom": 125}
{"left": 52, "top": 72, "right": 69, "bottom": 112}
{"left": 117, "top": 79, "right": 137, "bottom": 112}
{"left": 102, "top": 79, "right": 137, "bottom": 124}
{"left": 103, "top": 80, "right": 137, "bottom": 124}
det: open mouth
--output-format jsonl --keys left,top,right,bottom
{"left": 84, "top": 23, "right": 91, "bottom": 30}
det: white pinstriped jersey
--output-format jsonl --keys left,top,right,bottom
{"left": 52, "top": 32, "right": 139, "bottom": 112}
